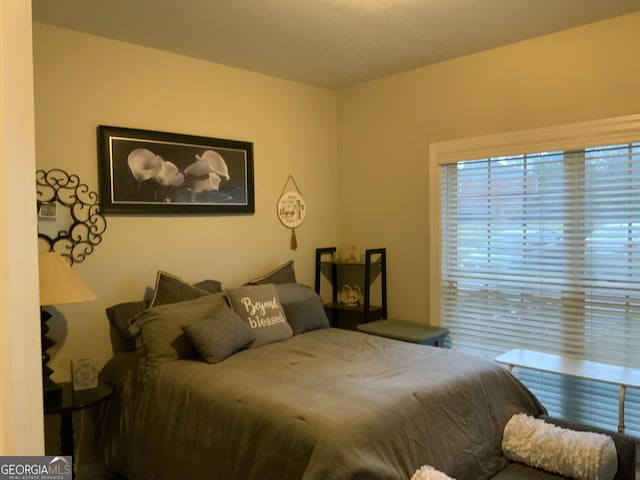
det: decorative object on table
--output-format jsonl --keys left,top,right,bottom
{"left": 71, "top": 358, "right": 99, "bottom": 391}
{"left": 277, "top": 175, "right": 306, "bottom": 250}
{"left": 97, "top": 125, "right": 254, "bottom": 215}
{"left": 341, "top": 243, "right": 359, "bottom": 262}
{"left": 339, "top": 284, "right": 361, "bottom": 307}
{"left": 39, "top": 252, "right": 97, "bottom": 407}
{"left": 36, "top": 169, "right": 107, "bottom": 265}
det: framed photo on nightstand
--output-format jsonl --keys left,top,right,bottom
{"left": 71, "top": 358, "right": 98, "bottom": 391}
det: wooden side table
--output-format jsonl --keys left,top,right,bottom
{"left": 357, "top": 319, "right": 449, "bottom": 347}
{"left": 44, "top": 381, "right": 113, "bottom": 478}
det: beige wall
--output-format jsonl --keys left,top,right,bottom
{"left": 32, "top": 11, "right": 640, "bottom": 381}
{"left": 32, "top": 23, "right": 339, "bottom": 380}
{"left": 1, "top": 0, "right": 44, "bottom": 455}
{"left": 337, "top": 12, "right": 640, "bottom": 325}
{"left": 28, "top": 9, "right": 640, "bottom": 457}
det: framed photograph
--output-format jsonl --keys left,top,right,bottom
{"left": 97, "top": 125, "right": 254, "bottom": 214}
{"left": 38, "top": 201, "right": 57, "bottom": 219}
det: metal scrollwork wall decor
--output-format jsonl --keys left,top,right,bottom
{"left": 36, "top": 169, "right": 107, "bottom": 265}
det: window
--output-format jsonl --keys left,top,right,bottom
{"left": 429, "top": 115, "right": 640, "bottom": 436}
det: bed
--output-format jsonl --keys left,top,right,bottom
{"left": 99, "top": 270, "right": 546, "bottom": 480}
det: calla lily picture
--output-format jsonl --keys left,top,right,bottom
{"left": 97, "top": 126, "right": 254, "bottom": 214}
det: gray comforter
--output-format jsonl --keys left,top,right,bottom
{"left": 100, "top": 328, "right": 545, "bottom": 480}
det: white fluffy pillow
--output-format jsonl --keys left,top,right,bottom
{"left": 502, "top": 413, "right": 617, "bottom": 480}
{"left": 411, "top": 465, "right": 455, "bottom": 480}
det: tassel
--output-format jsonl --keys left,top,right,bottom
{"left": 290, "top": 229, "right": 297, "bottom": 250}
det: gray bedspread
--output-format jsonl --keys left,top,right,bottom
{"left": 100, "top": 328, "right": 545, "bottom": 480}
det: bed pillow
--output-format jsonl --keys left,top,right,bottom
{"left": 129, "top": 293, "right": 228, "bottom": 377}
{"left": 143, "top": 277, "right": 223, "bottom": 303}
{"left": 275, "top": 283, "right": 330, "bottom": 334}
{"left": 106, "top": 273, "right": 224, "bottom": 354}
{"left": 226, "top": 284, "right": 293, "bottom": 348}
{"left": 149, "top": 271, "right": 217, "bottom": 307}
{"left": 502, "top": 413, "right": 617, "bottom": 480}
{"left": 106, "top": 300, "right": 147, "bottom": 352}
{"left": 247, "top": 260, "right": 296, "bottom": 285}
{"left": 193, "top": 279, "right": 223, "bottom": 294}
{"left": 181, "top": 305, "right": 255, "bottom": 364}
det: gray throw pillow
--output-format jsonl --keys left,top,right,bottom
{"left": 129, "top": 293, "right": 228, "bottom": 376}
{"left": 106, "top": 273, "right": 223, "bottom": 354}
{"left": 149, "top": 271, "right": 213, "bottom": 307}
{"left": 247, "top": 261, "right": 296, "bottom": 285}
{"left": 226, "top": 284, "right": 293, "bottom": 348}
{"left": 275, "top": 283, "right": 330, "bottom": 334}
{"left": 182, "top": 306, "right": 255, "bottom": 363}
{"left": 193, "top": 279, "right": 223, "bottom": 294}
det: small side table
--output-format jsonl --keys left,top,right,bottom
{"left": 357, "top": 319, "right": 449, "bottom": 347}
{"left": 44, "top": 381, "right": 113, "bottom": 478}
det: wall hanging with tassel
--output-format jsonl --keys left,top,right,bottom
{"left": 277, "top": 175, "right": 306, "bottom": 250}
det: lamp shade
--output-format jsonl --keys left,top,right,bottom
{"left": 38, "top": 252, "right": 97, "bottom": 306}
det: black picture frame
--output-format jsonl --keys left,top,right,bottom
{"left": 97, "top": 125, "right": 254, "bottom": 215}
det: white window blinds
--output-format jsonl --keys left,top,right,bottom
{"left": 440, "top": 143, "right": 640, "bottom": 436}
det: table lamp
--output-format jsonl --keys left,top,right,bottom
{"left": 39, "top": 252, "right": 97, "bottom": 407}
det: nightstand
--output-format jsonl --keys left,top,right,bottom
{"left": 44, "top": 381, "right": 113, "bottom": 478}
{"left": 357, "top": 319, "right": 448, "bottom": 347}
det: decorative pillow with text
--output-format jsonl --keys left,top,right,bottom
{"left": 226, "top": 284, "right": 293, "bottom": 348}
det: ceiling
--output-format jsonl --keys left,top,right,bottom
{"left": 31, "top": 0, "right": 640, "bottom": 89}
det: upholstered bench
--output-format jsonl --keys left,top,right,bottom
{"left": 491, "top": 416, "right": 636, "bottom": 480}
{"left": 412, "top": 415, "right": 636, "bottom": 480}
{"left": 356, "top": 319, "right": 448, "bottom": 347}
